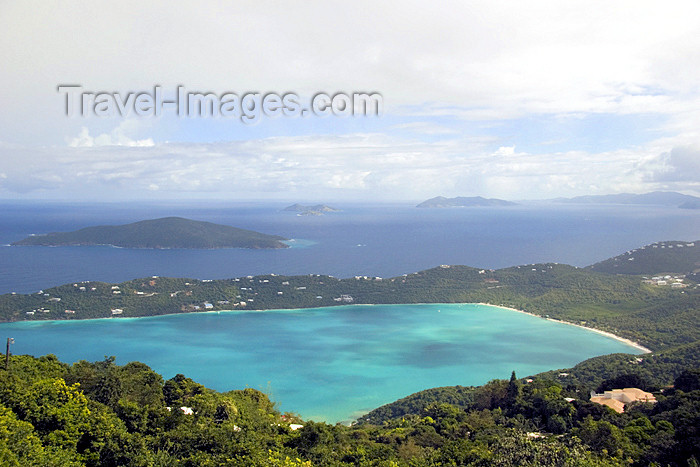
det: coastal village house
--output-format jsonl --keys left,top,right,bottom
{"left": 589, "top": 388, "right": 657, "bottom": 413}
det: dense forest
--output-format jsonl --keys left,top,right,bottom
{"left": 0, "top": 352, "right": 697, "bottom": 466}
{"left": 359, "top": 341, "right": 700, "bottom": 424}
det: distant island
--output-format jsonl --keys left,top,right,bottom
{"left": 11, "top": 217, "right": 289, "bottom": 249}
{"left": 416, "top": 191, "right": 700, "bottom": 208}
{"left": 555, "top": 191, "right": 700, "bottom": 208}
{"left": 417, "top": 196, "right": 516, "bottom": 208}
{"left": 283, "top": 203, "right": 340, "bottom": 216}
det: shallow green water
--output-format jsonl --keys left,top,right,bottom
{"left": 0, "top": 304, "right": 643, "bottom": 423}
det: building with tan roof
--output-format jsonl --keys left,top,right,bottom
{"left": 589, "top": 388, "right": 657, "bottom": 413}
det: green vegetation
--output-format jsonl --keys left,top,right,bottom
{"left": 588, "top": 240, "right": 699, "bottom": 277}
{"left": 11, "top": 217, "right": 289, "bottom": 249}
{"left": 3, "top": 262, "right": 697, "bottom": 349}
{"left": 0, "top": 239, "right": 699, "bottom": 465}
{"left": 0, "top": 276, "right": 242, "bottom": 321}
{"left": 0, "top": 353, "right": 698, "bottom": 466}
{"left": 361, "top": 341, "right": 700, "bottom": 425}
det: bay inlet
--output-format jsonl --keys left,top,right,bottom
{"left": 0, "top": 303, "right": 644, "bottom": 423}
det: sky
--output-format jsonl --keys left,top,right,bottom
{"left": 1, "top": 1, "right": 699, "bottom": 202}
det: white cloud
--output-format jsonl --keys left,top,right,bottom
{"left": 639, "top": 146, "right": 700, "bottom": 183}
{"left": 1, "top": 1, "right": 699, "bottom": 201}
{"left": 390, "top": 122, "right": 459, "bottom": 135}
{"left": 0, "top": 132, "right": 696, "bottom": 200}
{"left": 68, "top": 123, "right": 155, "bottom": 148}
{"left": 2, "top": 1, "right": 700, "bottom": 141}
{"left": 493, "top": 146, "right": 516, "bottom": 157}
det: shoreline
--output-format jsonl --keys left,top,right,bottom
{"left": 2, "top": 301, "right": 653, "bottom": 354}
{"left": 2, "top": 301, "right": 654, "bottom": 424}
{"left": 477, "top": 303, "right": 652, "bottom": 354}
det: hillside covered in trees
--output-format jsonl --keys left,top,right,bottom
{"left": 588, "top": 240, "right": 699, "bottom": 277}
{"left": 0, "top": 351, "right": 698, "bottom": 465}
{"left": 2, "top": 261, "right": 697, "bottom": 349}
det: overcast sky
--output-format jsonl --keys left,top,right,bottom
{"left": 1, "top": 1, "right": 699, "bottom": 201}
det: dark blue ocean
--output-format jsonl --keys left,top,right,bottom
{"left": 0, "top": 200, "right": 698, "bottom": 294}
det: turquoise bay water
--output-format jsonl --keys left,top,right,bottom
{"left": 0, "top": 304, "right": 643, "bottom": 423}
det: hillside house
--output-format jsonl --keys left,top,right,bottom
{"left": 590, "top": 388, "right": 656, "bottom": 413}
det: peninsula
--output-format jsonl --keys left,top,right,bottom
{"left": 11, "top": 216, "right": 289, "bottom": 250}
{"left": 588, "top": 239, "right": 699, "bottom": 277}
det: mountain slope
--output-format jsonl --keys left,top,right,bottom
{"left": 587, "top": 240, "right": 699, "bottom": 276}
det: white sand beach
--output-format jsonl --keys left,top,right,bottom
{"left": 477, "top": 303, "right": 652, "bottom": 354}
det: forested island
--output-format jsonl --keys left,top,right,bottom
{"left": 1, "top": 240, "right": 699, "bottom": 465}
{"left": 11, "top": 217, "right": 289, "bottom": 249}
